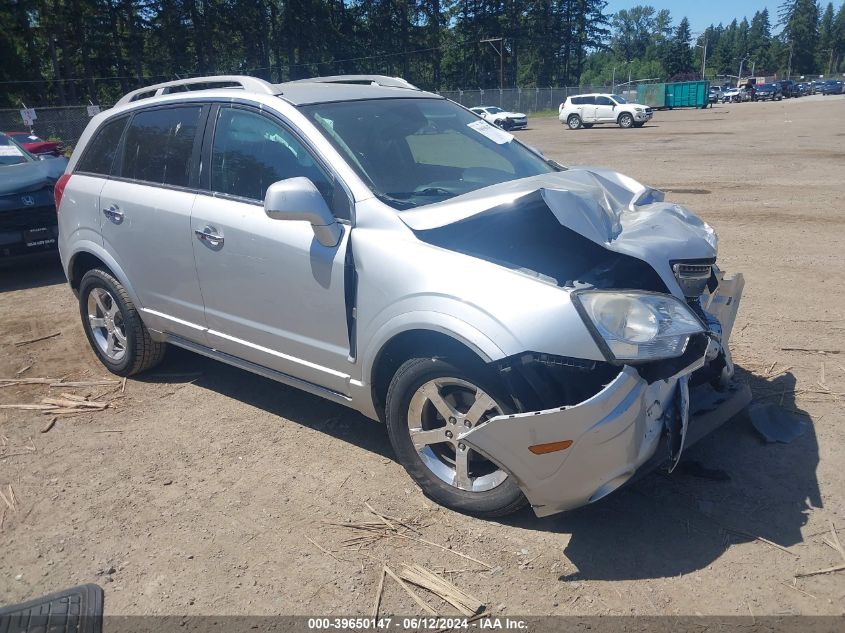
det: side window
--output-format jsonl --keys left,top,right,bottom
{"left": 76, "top": 116, "right": 128, "bottom": 175}
{"left": 119, "top": 106, "right": 201, "bottom": 187}
{"left": 210, "top": 107, "right": 335, "bottom": 210}
{"left": 571, "top": 97, "right": 583, "bottom": 105}
{"left": 595, "top": 96, "right": 614, "bottom": 106}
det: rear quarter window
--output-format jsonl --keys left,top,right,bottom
{"left": 118, "top": 106, "right": 202, "bottom": 187}
{"left": 75, "top": 116, "right": 128, "bottom": 176}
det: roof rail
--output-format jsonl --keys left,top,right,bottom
{"left": 281, "top": 75, "right": 419, "bottom": 90}
{"left": 115, "top": 75, "right": 278, "bottom": 106}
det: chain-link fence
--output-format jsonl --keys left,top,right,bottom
{"left": 437, "top": 86, "right": 619, "bottom": 113}
{"left": 1, "top": 85, "right": 646, "bottom": 148}
{"left": 0, "top": 105, "right": 106, "bottom": 151}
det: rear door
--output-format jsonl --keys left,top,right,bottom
{"left": 99, "top": 104, "right": 209, "bottom": 343}
{"left": 579, "top": 96, "right": 597, "bottom": 122}
{"left": 190, "top": 104, "right": 353, "bottom": 394}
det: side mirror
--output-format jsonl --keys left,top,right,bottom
{"left": 264, "top": 177, "right": 343, "bottom": 247}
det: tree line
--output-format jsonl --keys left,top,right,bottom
{"left": 1, "top": 0, "right": 844, "bottom": 107}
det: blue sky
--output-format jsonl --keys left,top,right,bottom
{"left": 604, "top": 1, "right": 778, "bottom": 35}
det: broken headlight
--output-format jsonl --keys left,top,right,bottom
{"left": 573, "top": 290, "right": 705, "bottom": 362}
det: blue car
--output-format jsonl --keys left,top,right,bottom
{"left": 821, "top": 80, "right": 844, "bottom": 95}
{"left": 0, "top": 132, "right": 68, "bottom": 261}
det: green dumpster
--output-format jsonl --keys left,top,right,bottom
{"left": 665, "top": 80, "right": 711, "bottom": 109}
{"left": 636, "top": 83, "right": 667, "bottom": 108}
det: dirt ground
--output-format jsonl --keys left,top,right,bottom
{"left": 1, "top": 94, "right": 844, "bottom": 618}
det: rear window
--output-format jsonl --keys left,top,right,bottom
{"left": 76, "top": 116, "right": 128, "bottom": 175}
{"left": 571, "top": 96, "right": 595, "bottom": 105}
{"left": 118, "top": 106, "right": 201, "bottom": 187}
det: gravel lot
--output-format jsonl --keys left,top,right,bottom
{"left": 1, "top": 94, "right": 844, "bottom": 617}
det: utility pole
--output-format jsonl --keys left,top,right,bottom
{"left": 696, "top": 41, "right": 708, "bottom": 79}
{"left": 737, "top": 53, "right": 750, "bottom": 87}
{"left": 481, "top": 37, "right": 504, "bottom": 90}
{"left": 787, "top": 41, "right": 794, "bottom": 79}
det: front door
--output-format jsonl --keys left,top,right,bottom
{"left": 190, "top": 105, "right": 352, "bottom": 395}
{"left": 594, "top": 96, "right": 617, "bottom": 122}
{"left": 99, "top": 104, "right": 208, "bottom": 343}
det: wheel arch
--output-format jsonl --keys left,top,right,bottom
{"left": 366, "top": 323, "right": 505, "bottom": 423}
{"left": 66, "top": 244, "right": 142, "bottom": 309}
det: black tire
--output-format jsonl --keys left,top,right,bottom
{"left": 581, "top": 123, "right": 594, "bottom": 129}
{"left": 618, "top": 112, "right": 634, "bottom": 129}
{"left": 78, "top": 268, "right": 166, "bottom": 376}
{"left": 501, "top": 119, "right": 514, "bottom": 131}
{"left": 385, "top": 357, "right": 528, "bottom": 517}
{"left": 633, "top": 121, "right": 645, "bottom": 128}
{"left": 567, "top": 114, "right": 582, "bottom": 130}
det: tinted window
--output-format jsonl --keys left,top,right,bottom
{"left": 119, "top": 106, "right": 201, "bottom": 187}
{"left": 573, "top": 96, "right": 595, "bottom": 105}
{"left": 595, "top": 96, "right": 614, "bottom": 106}
{"left": 210, "top": 107, "right": 334, "bottom": 206}
{"left": 76, "top": 116, "right": 128, "bottom": 175}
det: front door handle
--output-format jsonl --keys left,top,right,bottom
{"left": 194, "top": 226, "right": 224, "bottom": 247}
{"left": 102, "top": 204, "right": 124, "bottom": 223}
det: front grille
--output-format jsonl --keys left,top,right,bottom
{"left": 672, "top": 262, "right": 713, "bottom": 298}
{"left": 0, "top": 205, "right": 57, "bottom": 231}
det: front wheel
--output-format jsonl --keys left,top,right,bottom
{"left": 633, "top": 121, "right": 645, "bottom": 128}
{"left": 618, "top": 113, "right": 634, "bottom": 128}
{"left": 385, "top": 357, "right": 527, "bottom": 517}
{"left": 567, "top": 114, "right": 583, "bottom": 130}
{"left": 78, "top": 268, "right": 166, "bottom": 376}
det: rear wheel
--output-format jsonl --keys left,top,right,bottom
{"left": 567, "top": 114, "right": 583, "bottom": 130}
{"left": 78, "top": 268, "right": 166, "bottom": 376}
{"left": 618, "top": 113, "right": 634, "bottom": 128}
{"left": 385, "top": 357, "right": 527, "bottom": 517}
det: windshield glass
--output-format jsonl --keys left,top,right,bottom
{"left": 485, "top": 107, "right": 504, "bottom": 113}
{"left": 301, "top": 98, "right": 555, "bottom": 209}
{"left": 610, "top": 95, "right": 627, "bottom": 104}
{"left": 0, "top": 134, "right": 34, "bottom": 166}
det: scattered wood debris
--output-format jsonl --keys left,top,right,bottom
{"left": 794, "top": 563, "right": 845, "bottom": 578}
{"left": 14, "top": 332, "right": 61, "bottom": 346}
{"left": 780, "top": 347, "right": 842, "bottom": 355}
{"left": 41, "top": 416, "right": 57, "bottom": 434}
{"left": 384, "top": 565, "right": 438, "bottom": 615}
{"left": 15, "top": 365, "right": 32, "bottom": 377}
{"left": 398, "top": 563, "right": 485, "bottom": 616}
{"left": 0, "top": 485, "right": 18, "bottom": 513}
{"left": 372, "top": 567, "right": 386, "bottom": 618}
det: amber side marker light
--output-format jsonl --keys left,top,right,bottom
{"left": 528, "top": 440, "right": 573, "bottom": 455}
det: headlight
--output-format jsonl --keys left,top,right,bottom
{"left": 634, "top": 107, "right": 643, "bottom": 112}
{"left": 573, "top": 291, "right": 705, "bottom": 362}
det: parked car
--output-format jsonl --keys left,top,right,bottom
{"left": 821, "top": 80, "right": 844, "bottom": 95}
{"left": 721, "top": 87, "right": 750, "bottom": 103}
{"left": 57, "top": 75, "right": 748, "bottom": 518}
{"left": 778, "top": 80, "right": 798, "bottom": 98}
{"left": 708, "top": 86, "right": 722, "bottom": 104}
{"left": 469, "top": 106, "right": 528, "bottom": 130}
{"left": 0, "top": 132, "right": 67, "bottom": 260}
{"left": 812, "top": 80, "right": 827, "bottom": 94}
{"left": 753, "top": 83, "right": 783, "bottom": 101}
{"left": 4, "top": 132, "right": 65, "bottom": 157}
{"left": 558, "top": 93, "right": 653, "bottom": 130}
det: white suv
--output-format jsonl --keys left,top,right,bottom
{"left": 558, "top": 93, "right": 653, "bottom": 130}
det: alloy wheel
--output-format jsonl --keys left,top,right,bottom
{"left": 86, "top": 288, "right": 127, "bottom": 361}
{"left": 407, "top": 377, "right": 508, "bottom": 492}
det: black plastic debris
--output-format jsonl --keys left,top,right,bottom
{"left": 748, "top": 401, "right": 808, "bottom": 444}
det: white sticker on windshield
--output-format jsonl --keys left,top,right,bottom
{"left": 467, "top": 119, "right": 513, "bottom": 144}
{"left": 0, "top": 146, "right": 24, "bottom": 157}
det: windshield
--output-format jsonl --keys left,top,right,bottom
{"left": 0, "top": 134, "right": 34, "bottom": 166}
{"left": 301, "top": 98, "right": 555, "bottom": 209}
{"left": 485, "top": 107, "right": 504, "bottom": 114}
{"left": 611, "top": 95, "right": 627, "bottom": 104}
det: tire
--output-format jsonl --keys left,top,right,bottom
{"left": 633, "top": 122, "right": 645, "bottom": 128}
{"left": 618, "top": 112, "right": 634, "bottom": 129}
{"left": 581, "top": 123, "right": 594, "bottom": 129}
{"left": 78, "top": 268, "right": 166, "bottom": 376}
{"left": 385, "top": 357, "right": 528, "bottom": 517}
{"left": 567, "top": 114, "right": 582, "bottom": 130}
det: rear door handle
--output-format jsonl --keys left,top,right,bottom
{"left": 194, "top": 226, "right": 224, "bottom": 247}
{"left": 102, "top": 204, "right": 124, "bottom": 223}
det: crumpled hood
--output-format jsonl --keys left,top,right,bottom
{"left": 0, "top": 157, "right": 68, "bottom": 195}
{"left": 399, "top": 168, "right": 718, "bottom": 271}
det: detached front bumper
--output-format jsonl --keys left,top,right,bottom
{"left": 460, "top": 272, "right": 749, "bottom": 518}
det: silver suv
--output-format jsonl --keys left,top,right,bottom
{"left": 57, "top": 75, "right": 749, "bottom": 518}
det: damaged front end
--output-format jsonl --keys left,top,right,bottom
{"left": 460, "top": 269, "right": 749, "bottom": 518}
{"left": 402, "top": 168, "right": 750, "bottom": 518}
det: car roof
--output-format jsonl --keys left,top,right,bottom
{"left": 113, "top": 74, "right": 444, "bottom": 108}
{"left": 275, "top": 81, "right": 442, "bottom": 106}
